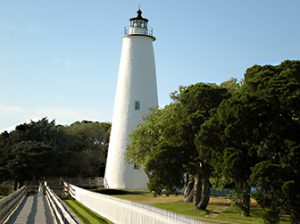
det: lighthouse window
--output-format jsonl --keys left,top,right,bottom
{"left": 135, "top": 101, "right": 140, "bottom": 110}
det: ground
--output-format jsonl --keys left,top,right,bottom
{"left": 93, "top": 189, "right": 291, "bottom": 224}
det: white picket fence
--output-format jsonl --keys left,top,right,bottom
{"left": 68, "top": 183, "right": 206, "bottom": 224}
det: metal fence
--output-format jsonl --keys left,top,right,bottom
{"left": 68, "top": 183, "right": 206, "bottom": 224}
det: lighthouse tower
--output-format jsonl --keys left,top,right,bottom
{"left": 104, "top": 9, "right": 158, "bottom": 189}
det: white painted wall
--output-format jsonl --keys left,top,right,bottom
{"left": 104, "top": 32, "right": 158, "bottom": 189}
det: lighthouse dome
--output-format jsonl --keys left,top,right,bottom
{"left": 125, "top": 9, "right": 154, "bottom": 37}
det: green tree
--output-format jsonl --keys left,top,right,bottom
{"left": 62, "top": 121, "right": 111, "bottom": 177}
{"left": 0, "top": 132, "right": 11, "bottom": 181}
{"left": 245, "top": 60, "right": 300, "bottom": 223}
{"left": 175, "top": 83, "right": 229, "bottom": 209}
{"left": 2, "top": 118, "right": 67, "bottom": 185}
{"left": 219, "top": 77, "right": 242, "bottom": 92}
{"left": 197, "top": 60, "right": 300, "bottom": 221}
{"left": 0, "top": 119, "right": 111, "bottom": 186}
{"left": 201, "top": 93, "right": 268, "bottom": 216}
{"left": 128, "top": 104, "right": 188, "bottom": 195}
{"left": 128, "top": 83, "right": 229, "bottom": 210}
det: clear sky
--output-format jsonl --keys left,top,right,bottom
{"left": 1, "top": 0, "right": 299, "bottom": 132}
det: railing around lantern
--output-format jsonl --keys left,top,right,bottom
{"left": 124, "top": 26, "right": 154, "bottom": 36}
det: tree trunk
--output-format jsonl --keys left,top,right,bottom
{"left": 193, "top": 172, "right": 202, "bottom": 208}
{"left": 196, "top": 174, "right": 210, "bottom": 210}
{"left": 264, "top": 208, "right": 280, "bottom": 224}
{"left": 290, "top": 210, "right": 300, "bottom": 224}
{"left": 241, "top": 182, "right": 251, "bottom": 217}
{"left": 183, "top": 176, "right": 194, "bottom": 202}
{"left": 14, "top": 179, "right": 20, "bottom": 190}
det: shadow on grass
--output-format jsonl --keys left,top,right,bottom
{"left": 209, "top": 202, "right": 231, "bottom": 206}
{"left": 250, "top": 206, "right": 265, "bottom": 217}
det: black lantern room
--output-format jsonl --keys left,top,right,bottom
{"left": 129, "top": 9, "right": 149, "bottom": 29}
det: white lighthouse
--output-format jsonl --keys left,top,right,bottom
{"left": 104, "top": 9, "right": 158, "bottom": 189}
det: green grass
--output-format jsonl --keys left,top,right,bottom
{"left": 212, "top": 205, "right": 290, "bottom": 224}
{"left": 154, "top": 201, "right": 208, "bottom": 217}
{"left": 152, "top": 202, "right": 291, "bottom": 224}
{"left": 64, "top": 199, "right": 112, "bottom": 224}
{"left": 111, "top": 191, "right": 153, "bottom": 200}
{"left": 101, "top": 189, "right": 291, "bottom": 224}
{"left": 91, "top": 189, "right": 292, "bottom": 224}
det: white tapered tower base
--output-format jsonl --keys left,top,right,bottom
{"left": 104, "top": 10, "right": 158, "bottom": 189}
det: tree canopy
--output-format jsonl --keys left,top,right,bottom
{"left": 127, "top": 60, "right": 300, "bottom": 223}
{"left": 127, "top": 83, "right": 230, "bottom": 208}
{"left": 0, "top": 119, "right": 111, "bottom": 186}
{"left": 197, "top": 60, "right": 300, "bottom": 222}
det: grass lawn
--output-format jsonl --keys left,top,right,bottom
{"left": 156, "top": 201, "right": 291, "bottom": 224}
{"left": 213, "top": 205, "right": 291, "bottom": 224}
{"left": 64, "top": 199, "right": 112, "bottom": 224}
{"left": 94, "top": 189, "right": 291, "bottom": 224}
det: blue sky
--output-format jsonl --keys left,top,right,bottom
{"left": 1, "top": 0, "right": 299, "bottom": 132}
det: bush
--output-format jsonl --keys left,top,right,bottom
{"left": 263, "top": 208, "right": 280, "bottom": 224}
{"left": 0, "top": 184, "right": 14, "bottom": 196}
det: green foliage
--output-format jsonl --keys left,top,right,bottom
{"left": 0, "top": 119, "right": 111, "bottom": 184}
{"left": 128, "top": 103, "right": 188, "bottom": 194}
{"left": 129, "top": 60, "right": 300, "bottom": 220}
{"left": 197, "top": 60, "right": 300, "bottom": 221}
{"left": 62, "top": 121, "right": 111, "bottom": 177}
{"left": 146, "top": 143, "right": 186, "bottom": 195}
{"left": 1, "top": 118, "right": 66, "bottom": 182}
{"left": 129, "top": 60, "right": 300, "bottom": 221}
{"left": 245, "top": 61, "right": 300, "bottom": 223}
{"left": 0, "top": 184, "right": 14, "bottom": 196}
{"left": 128, "top": 83, "right": 229, "bottom": 209}
{"left": 219, "top": 77, "right": 242, "bottom": 93}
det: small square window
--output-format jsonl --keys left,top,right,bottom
{"left": 135, "top": 101, "right": 140, "bottom": 110}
